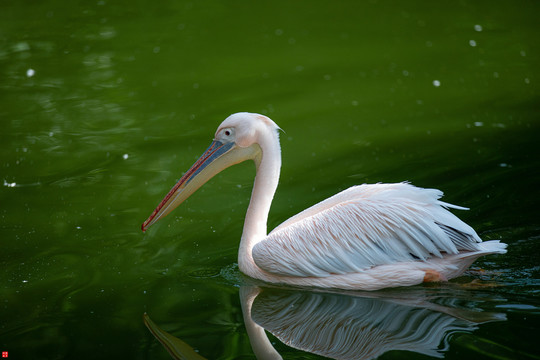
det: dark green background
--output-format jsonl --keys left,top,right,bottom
{"left": 1, "top": 1, "right": 539, "bottom": 359}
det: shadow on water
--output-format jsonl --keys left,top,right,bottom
{"left": 144, "top": 285, "right": 509, "bottom": 360}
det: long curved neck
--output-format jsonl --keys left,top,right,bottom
{"left": 238, "top": 130, "right": 281, "bottom": 273}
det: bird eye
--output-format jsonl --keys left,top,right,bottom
{"left": 224, "top": 130, "right": 231, "bottom": 136}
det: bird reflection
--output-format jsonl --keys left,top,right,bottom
{"left": 144, "top": 286, "right": 505, "bottom": 360}
{"left": 244, "top": 286, "right": 505, "bottom": 359}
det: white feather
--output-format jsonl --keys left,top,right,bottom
{"left": 253, "top": 183, "right": 492, "bottom": 278}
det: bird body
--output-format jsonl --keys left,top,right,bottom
{"left": 142, "top": 112, "right": 506, "bottom": 290}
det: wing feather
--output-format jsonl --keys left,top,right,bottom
{"left": 253, "top": 183, "right": 483, "bottom": 278}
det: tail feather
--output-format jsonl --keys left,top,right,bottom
{"left": 477, "top": 240, "right": 507, "bottom": 255}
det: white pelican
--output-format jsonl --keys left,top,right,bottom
{"left": 142, "top": 112, "right": 507, "bottom": 290}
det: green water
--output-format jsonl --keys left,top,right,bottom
{"left": 1, "top": 1, "right": 539, "bottom": 359}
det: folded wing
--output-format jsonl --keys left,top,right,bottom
{"left": 253, "top": 183, "right": 483, "bottom": 277}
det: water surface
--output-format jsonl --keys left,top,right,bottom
{"left": 1, "top": 1, "right": 539, "bottom": 359}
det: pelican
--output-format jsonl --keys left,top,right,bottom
{"left": 141, "top": 112, "right": 507, "bottom": 290}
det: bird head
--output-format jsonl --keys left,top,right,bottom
{"left": 141, "top": 112, "right": 279, "bottom": 231}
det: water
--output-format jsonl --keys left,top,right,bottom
{"left": 1, "top": 1, "right": 539, "bottom": 359}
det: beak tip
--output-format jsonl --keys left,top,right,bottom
{"left": 142, "top": 212, "right": 157, "bottom": 232}
{"left": 141, "top": 221, "right": 148, "bottom": 232}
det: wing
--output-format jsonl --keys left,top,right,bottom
{"left": 253, "top": 182, "right": 483, "bottom": 277}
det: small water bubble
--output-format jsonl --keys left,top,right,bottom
{"left": 469, "top": 39, "right": 477, "bottom": 47}
{"left": 26, "top": 68, "right": 35, "bottom": 77}
{"left": 122, "top": 153, "right": 129, "bottom": 160}
{"left": 4, "top": 180, "right": 16, "bottom": 188}
{"left": 432, "top": 80, "right": 441, "bottom": 87}
{"left": 474, "top": 24, "right": 483, "bottom": 32}
{"left": 474, "top": 121, "right": 484, "bottom": 127}
{"left": 524, "top": 78, "right": 530, "bottom": 84}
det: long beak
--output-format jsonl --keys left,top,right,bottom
{"left": 141, "top": 140, "right": 258, "bottom": 231}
